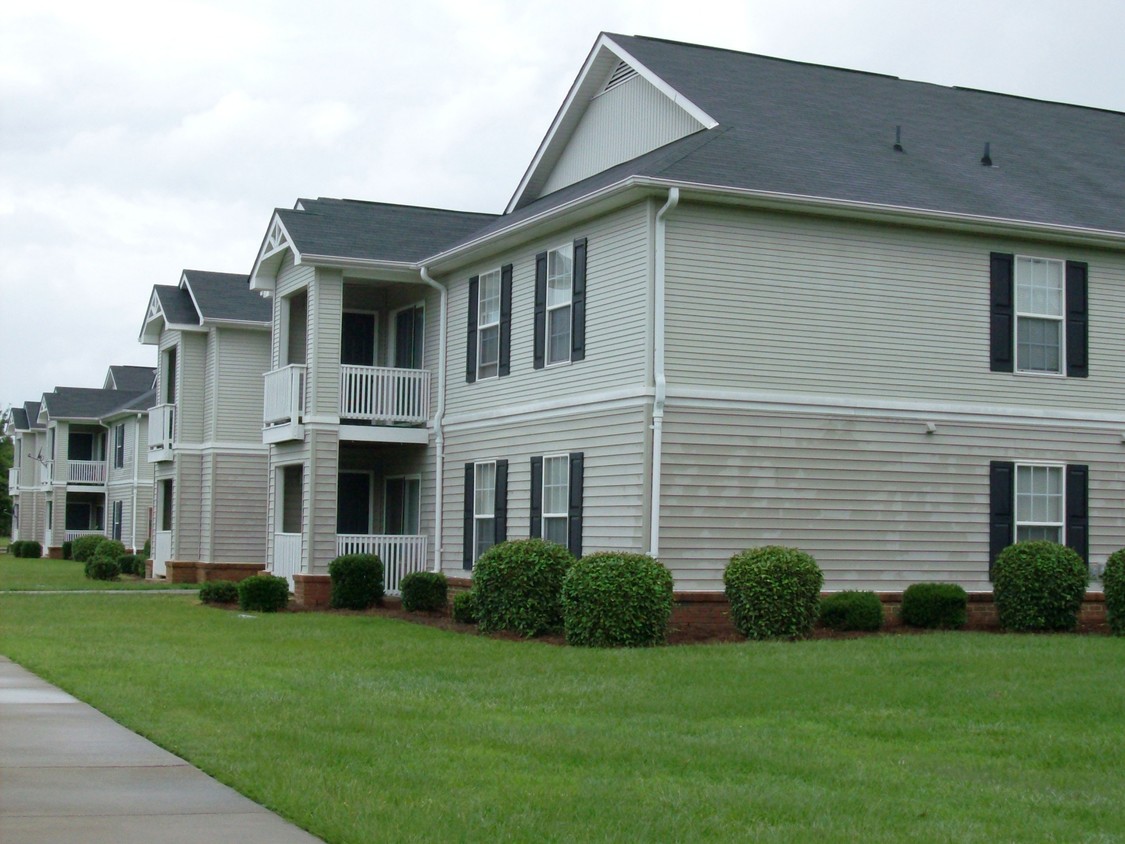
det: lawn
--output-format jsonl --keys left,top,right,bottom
{"left": 1, "top": 595, "right": 1123, "bottom": 843}
{"left": 0, "top": 555, "right": 199, "bottom": 591}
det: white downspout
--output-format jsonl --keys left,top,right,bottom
{"left": 131, "top": 413, "right": 141, "bottom": 553}
{"left": 649, "top": 188, "right": 679, "bottom": 557}
{"left": 419, "top": 267, "right": 446, "bottom": 573}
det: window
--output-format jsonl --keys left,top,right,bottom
{"left": 530, "top": 452, "right": 584, "bottom": 557}
{"left": 1016, "top": 258, "right": 1064, "bottom": 373}
{"left": 989, "top": 461, "right": 1088, "bottom": 574}
{"left": 466, "top": 266, "right": 512, "bottom": 382}
{"left": 112, "top": 500, "right": 123, "bottom": 541}
{"left": 160, "top": 480, "right": 174, "bottom": 532}
{"left": 384, "top": 476, "right": 421, "bottom": 535}
{"left": 535, "top": 238, "right": 587, "bottom": 368}
{"left": 281, "top": 465, "right": 303, "bottom": 534}
{"left": 163, "top": 347, "right": 177, "bottom": 403}
{"left": 462, "top": 460, "right": 507, "bottom": 568}
{"left": 1015, "top": 464, "right": 1063, "bottom": 542}
{"left": 477, "top": 270, "right": 501, "bottom": 379}
{"left": 113, "top": 424, "right": 125, "bottom": 469}
{"left": 12, "top": 503, "right": 18, "bottom": 529}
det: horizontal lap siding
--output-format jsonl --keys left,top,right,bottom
{"left": 308, "top": 427, "right": 339, "bottom": 574}
{"left": 173, "top": 453, "right": 203, "bottom": 561}
{"left": 665, "top": 204, "right": 1125, "bottom": 411}
{"left": 267, "top": 439, "right": 310, "bottom": 569}
{"left": 177, "top": 333, "right": 208, "bottom": 445}
{"left": 660, "top": 405, "right": 1125, "bottom": 591}
{"left": 210, "top": 452, "right": 268, "bottom": 562}
{"left": 310, "top": 269, "right": 343, "bottom": 417}
{"left": 214, "top": 328, "right": 271, "bottom": 442}
{"left": 273, "top": 256, "right": 314, "bottom": 369}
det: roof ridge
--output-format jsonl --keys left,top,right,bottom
{"left": 300, "top": 197, "right": 498, "bottom": 217}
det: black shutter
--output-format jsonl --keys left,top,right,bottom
{"left": 990, "top": 253, "right": 1014, "bottom": 372}
{"left": 533, "top": 252, "right": 547, "bottom": 369}
{"left": 1065, "top": 261, "right": 1088, "bottom": 378}
{"left": 529, "top": 456, "right": 543, "bottom": 538}
{"left": 494, "top": 459, "right": 508, "bottom": 542}
{"left": 463, "top": 464, "right": 474, "bottom": 569}
{"left": 571, "top": 237, "right": 587, "bottom": 361}
{"left": 466, "top": 276, "right": 479, "bottom": 383}
{"left": 568, "top": 452, "right": 584, "bottom": 558}
{"left": 989, "top": 461, "right": 1015, "bottom": 577}
{"left": 498, "top": 264, "right": 513, "bottom": 377}
{"left": 1065, "top": 464, "right": 1089, "bottom": 567}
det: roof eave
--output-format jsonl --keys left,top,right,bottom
{"left": 249, "top": 213, "right": 298, "bottom": 292}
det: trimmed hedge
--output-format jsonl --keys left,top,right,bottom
{"left": 400, "top": 571, "right": 448, "bottom": 612}
{"left": 10, "top": 540, "right": 44, "bottom": 558}
{"left": 85, "top": 540, "right": 126, "bottom": 580}
{"left": 993, "top": 541, "right": 1088, "bottom": 632}
{"left": 328, "top": 554, "right": 384, "bottom": 610}
{"left": 200, "top": 580, "right": 239, "bottom": 605}
{"left": 237, "top": 574, "right": 290, "bottom": 613}
{"left": 473, "top": 539, "right": 574, "bottom": 636}
{"left": 724, "top": 546, "right": 823, "bottom": 640}
{"left": 1104, "top": 549, "right": 1125, "bottom": 636}
{"left": 117, "top": 554, "right": 142, "bottom": 576}
{"left": 819, "top": 590, "right": 883, "bottom": 632}
{"left": 561, "top": 552, "right": 674, "bottom": 647}
{"left": 72, "top": 535, "right": 106, "bottom": 563}
{"left": 451, "top": 591, "right": 478, "bottom": 625}
{"left": 901, "top": 583, "right": 968, "bottom": 629}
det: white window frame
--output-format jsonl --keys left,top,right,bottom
{"left": 1014, "top": 462, "right": 1065, "bottom": 544}
{"left": 112, "top": 500, "right": 123, "bottom": 541}
{"left": 1014, "top": 256, "right": 1065, "bottom": 376}
{"left": 541, "top": 454, "right": 569, "bottom": 546}
{"left": 473, "top": 461, "right": 496, "bottom": 561}
{"left": 545, "top": 243, "right": 573, "bottom": 366}
{"left": 477, "top": 270, "right": 501, "bottom": 380}
{"left": 113, "top": 424, "right": 125, "bottom": 469}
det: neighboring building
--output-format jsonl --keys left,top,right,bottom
{"left": 7, "top": 402, "right": 49, "bottom": 548}
{"left": 139, "top": 269, "right": 272, "bottom": 577}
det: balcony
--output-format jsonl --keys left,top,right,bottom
{"left": 263, "top": 365, "right": 305, "bottom": 444}
{"left": 271, "top": 532, "right": 303, "bottom": 589}
{"left": 67, "top": 460, "right": 107, "bottom": 485}
{"left": 339, "top": 366, "right": 430, "bottom": 444}
{"left": 7, "top": 468, "right": 16, "bottom": 492}
{"left": 336, "top": 534, "right": 428, "bottom": 594}
{"left": 40, "top": 461, "right": 52, "bottom": 487}
{"left": 148, "top": 403, "right": 176, "bottom": 462}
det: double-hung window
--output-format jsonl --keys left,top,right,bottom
{"left": 541, "top": 455, "right": 570, "bottom": 546}
{"left": 477, "top": 270, "right": 501, "bottom": 379}
{"left": 463, "top": 460, "right": 507, "bottom": 568}
{"left": 989, "top": 460, "right": 1088, "bottom": 573}
{"left": 113, "top": 424, "right": 125, "bottom": 469}
{"left": 1014, "top": 464, "right": 1063, "bottom": 542}
{"left": 466, "top": 265, "right": 512, "bottom": 383}
{"left": 535, "top": 238, "right": 587, "bottom": 368}
{"left": 545, "top": 245, "right": 573, "bottom": 365}
{"left": 530, "top": 452, "right": 584, "bottom": 557}
{"left": 1015, "top": 258, "right": 1064, "bottom": 374}
{"left": 111, "top": 500, "right": 123, "bottom": 541}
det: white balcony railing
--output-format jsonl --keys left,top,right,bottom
{"left": 272, "top": 532, "right": 303, "bottom": 589}
{"left": 65, "top": 529, "right": 104, "bottom": 543}
{"left": 264, "top": 365, "right": 306, "bottom": 427}
{"left": 153, "top": 531, "right": 172, "bottom": 578}
{"left": 7, "top": 468, "right": 16, "bottom": 492}
{"left": 335, "top": 534, "right": 428, "bottom": 594}
{"left": 148, "top": 404, "right": 175, "bottom": 461}
{"left": 67, "top": 460, "right": 107, "bottom": 484}
{"left": 40, "top": 461, "right": 53, "bottom": 487}
{"left": 340, "top": 365, "right": 429, "bottom": 425}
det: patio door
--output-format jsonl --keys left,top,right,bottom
{"left": 384, "top": 476, "right": 421, "bottom": 535}
{"left": 393, "top": 306, "right": 424, "bottom": 369}
{"left": 337, "top": 472, "right": 372, "bottom": 535}
{"left": 342, "top": 312, "right": 376, "bottom": 366}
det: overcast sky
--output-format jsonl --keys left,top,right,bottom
{"left": 2, "top": 0, "right": 1123, "bottom": 411}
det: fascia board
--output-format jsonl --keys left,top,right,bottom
{"left": 204, "top": 318, "right": 272, "bottom": 330}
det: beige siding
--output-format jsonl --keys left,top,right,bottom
{"left": 659, "top": 404, "right": 1125, "bottom": 591}
{"left": 307, "top": 426, "right": 340, "bottom": 574}
{"left": 273, "top": 255, "right": 315, "bottom": 369}
{"left": 214, "top": 327, "right": 271, "bottom": 442}
{"left": 204, "top": 329, "right": 217, "bottom": 441}
{"left": 267, "top": 438, "right": 311, "bottom": 569}
{"left": 172, "top": 452, "right": 203, "bottom": 560}
{"left": 210, "top": 452, "right": 268, "bottom": 562}
{"left": 664, "top": 204, "right": 1125, "bottom": 413}
{"left": 308, "top": 268, "right": 343, "bottom": 418}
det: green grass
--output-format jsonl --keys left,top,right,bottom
{"left": 0, "top": 555, "right": 199, "bottom": 591}
{"left": 1, "top": 595, "right": 1123, "bottom": 843}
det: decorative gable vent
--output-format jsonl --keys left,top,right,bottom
{"left": 600, "top": 60, "right": 637, "bottom": 94}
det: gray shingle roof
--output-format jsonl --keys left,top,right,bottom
{"left": 107, "top": 365, "right": 156, "bottom": 392}
{"left": 154, "top": 284, "right": 200, "bottom": 326}
{"left": 183, "top": 270, "right": 271, "bottom": 323}
{"left": 10, "top": 406, "right": 29, "bottom": 430}
{"left": 42, "top": 387, "right": 148, "bottom": 421}
{"left": 277, "top": 198, "right": 498, "bottom": 264}
{"left": 23, "top": 401, "right": 44, "bottom": 430}
{"left": 105, "top": 388, "right": 156, "bottom": 417}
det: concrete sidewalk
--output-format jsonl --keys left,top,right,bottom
{"left": 0, "top": 656, "right": 323, "bottom": 844}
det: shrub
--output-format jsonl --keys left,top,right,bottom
{"left": 901, "top": 583, "right": 968, "bottom": 629}
{"left": 11, "top": 540, "right": 43, "bottom": 558}
{"left": 473, "top": 539, "right": 574, "bottom": 636}
{"left": 992, "top": 541, "right": 1088, "bottom": 632}
{"left": 200, "top": 580, "right": 239, "bottom": 605}
{"left": 237, "top": 574, "right": 290, "bottom": 613}
{"left": 61, "top": 540, "right": 73, "bottom": 560}
{"left": 9, "top": 540, "right": 24, "bottom": 557}
{"left": 142, "top": 538, "right": 151, "bottom": 560}
{"left": 85, "top": 541, "right": 123, "bottom": 581}
{"left": 117, "top": 554, "right": 142, "bottom": 576}
{"left": 819, "top": 590, "right": 884, "bottom": 632}
{"left": 724, "top": 546, "right": 824, "bottom": 640}
{"left": 328, "top": 554, "right": 384, "bottom": 610}
{"left": 400, "top": 571, "right": 448, "bottom": 612}
{"left": 561, "top": 552, "right": 674, "bottom": 647}
{"left": 452, "top": 591, "right": 478, "bottom": 625}
{"left": 72, "top": 534, "right": 106, "bottom": 563}
{"left": 1104, "top": 549, "right": 1125, "bottom": 636}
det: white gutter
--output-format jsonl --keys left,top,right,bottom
{"left": 419, "top": 267, "right": 446, "bottom": 573}
{"left": 131, "top": 412, "right": 141, "bottom": 553}
{"left": 649, "top": 187, "right": 678, "bottom": 557}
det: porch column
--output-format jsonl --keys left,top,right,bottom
{"left": 306, "top": 426, "right": 340, "bottom": 575}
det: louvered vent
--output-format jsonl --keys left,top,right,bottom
{"left": 601, "top": 60, "right": 637, "bottom": 94}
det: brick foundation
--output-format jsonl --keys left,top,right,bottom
{"left": 164, "top": 561, "right": 265, "bottom": 584}
{"left": 145, "top": 559, "right": 154, "bottom": 579}
{"left": 294, "top": 574, "right": 332, "bottom": 608}
{"left": 46, "top": 546, "right": 64, "bottom": 560}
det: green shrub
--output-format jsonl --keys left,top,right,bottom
{"left": 724, "top": 546, "right": 824, "bottom": 640}
{"left": 9, "top": 540, "right": 24, "bottom": 557}
{"left": 200, "top": 580, "right": 239, "bottom": 605}
{"left": 328, "top": 554, "right": 384, "bottom": 610}
{"left": 11, "top": 540, "right": 43, "bottom": 558}
{"left": 1104, "top": 549, "right": 1125, "bottom": 636}
{"left": 452, "top": 591, "right": 478, "bottom": 625}
{"left": 72, "top": 535, "right": 106, "bottom": 563}
{"left": 142, "top": 538, "right": 151, "bottom": 560}
{"left": 993, "top": 541, "right": 1088, "bottom": 632}
{"left": 85, "top": 541, "right": 123, "bottom": 581}
{"left": 561, "top": 552, "right": 674, "bottom": 647}
{"left": 819, "top": 590, "right": 884, "bottom": 632}
{"left": 237, "top": 574, "right": 290, "bottom": 613}
{"left": 901, "top": 583, "right": 968, "bottom": 629}
{"left": 117, "top": 554, "right": 143, "bottom": 576}
{"left": 473, "top": 539, "right": 574, "bottom": 636}
{"left": 61, "top": 540, "right": 73, "bottom": 560}
{"left": 400, "top": 571, "right": 448, "bottom": 612}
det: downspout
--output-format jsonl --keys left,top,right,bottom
{"left": 131, "top": 413, "right": 141, "bottom": 553}
{"left": 649, "top": 188, "right": 679, "bottom": 557}
{"left": 419, "top": 267, "right": 446, "bottom": 573}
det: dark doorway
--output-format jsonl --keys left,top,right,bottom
{"left": 337, "top": 472, "right": 371, "bottom": 535}
{"left": 342, "top": 312, "right": 376, "bottom": 366}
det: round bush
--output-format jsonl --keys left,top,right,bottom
{"left": 561, "top": 552, "right": 674, "bottom": 647}
{"left": 9, "top": 541, "right": 25, "bottom": 557}
{"left": 61, "top": 540, "right": 73, "bottom": 560}
{"left": 993, "top": 541, "right": 1088, "bottom": 631}
{"left": 15, "top": 540, "right": 43, "bottom": 559}
{"left": 84, "top": 540, "right": 126, "bottom": 580}
{"left": 451, "top": 591, "right": 478, "bottom": 625}
{"left": 200, "top": 580, "right": 239, "bottom": 605}
{"left": 724, "top": 546, "right": 824, "bottom": 640}
{"left": 72, "top": 535, "right": 106, "bottom": 563}
{"left": 328, "top": 554, "right": 384, "bottom": 610}
{"left": 117, "top": 554, "right": 143, "bottom": 576}
{"left": 901, "top": 583, "right": 968, "bottom": 629}
{"left": 1104, "top": 549, "right": 1125, "bottom": 636}
{"left": 400, "top": 571, "right": 448, "bottom": 612}
{"left": 819, "top": 590, "right": 884, "bottom": 632}
{"left": 473, "top": 539, "right": 574, "bottom": 636}
{"left": 237, "top": 574, "right": 290, "bottom": 613}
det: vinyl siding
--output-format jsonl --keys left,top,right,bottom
{"left": 210, "top": 452, "right": 268, "bottom": 562}
{"left": 659, "top": 404, "right": 1125, "bottom": 591}
{"left": 204, "top": 329, "right": 217, "bottom": 441}
{"left": 172, "top": 452, "right": 203, "bottom": 561}
{"left": 273, "top": 254, "right": 315, "bottom": 369}
{"left": 309, "top": 268, "right": 343, "bottom": 418}
{"left": 307, "top": 426, "right": 340, "bottom": 574}
{"left": 267, "top": 438, "right": 311, "bottom": 570}
{"left": 214, "top": 327, "right": 271, "bottom": 442}
{"left": 664, "top": 203, "right": 1125, "bottom": 413}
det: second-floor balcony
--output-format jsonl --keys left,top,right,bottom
{"left": 7, "top": 468, "right": 17, "bottom": 492}
{"left": 67, "top": 460, "right": 107, "bottom": 485}
{"left": 40, "top": 461, "right": 52, "bottom": 487}
{"left": 148, "top": 403, "right": 176, "bottom": 462}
